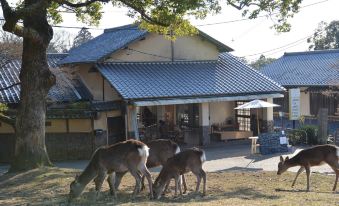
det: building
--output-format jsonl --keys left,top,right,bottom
{"left": 260, "top": 49, "right": 339, "bottom": 134}
{"left": 0, "top": 24, "right": 285, "bottom": 162}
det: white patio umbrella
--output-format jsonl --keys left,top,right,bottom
{"left": 234, "top": 99, "right": 280, "bottom": 135}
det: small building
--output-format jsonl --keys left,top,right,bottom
{"left": 260, "top": 49, "right": 339, "bottom": 134}
{"left": 0, "top": 24, "right": 285, "bottom": 162}
{"left": 60, "top": 24, "right": 285, "bottom": 145}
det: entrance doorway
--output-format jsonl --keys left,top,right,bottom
{"left": 107, "top": 116, "right": 125, "bottom": 144}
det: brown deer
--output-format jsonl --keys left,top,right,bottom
{"left": 112, "top": 139, "right": 187, "bottom": 193}
{"left": 153, "top": 148, "right": 207, "bottom": 199}
{"left": 68, "top": 140, "right": 153, "bottom": 201}
{"left": 277, "top": 144, "right": 339, "bottom": 191}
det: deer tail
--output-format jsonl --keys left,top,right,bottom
{"left": 200, "top": 150, "right": 206, "bottom": 163}
{"left": 174, "top": 145, "right": 181, "bottom": 154}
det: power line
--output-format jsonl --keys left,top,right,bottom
{"left": 196, "top": 0, "right": 329, "bottom": 27}
{"left": 0, "top": 0, "right": 329, "bottom": 30}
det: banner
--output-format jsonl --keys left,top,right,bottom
{"left": 289, "top": 88, "right": 300, "bottom": 120}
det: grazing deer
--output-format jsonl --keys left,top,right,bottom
{"left": 153, "top": 148, "right": 207, "bottom": 199}
{"left": 112, "top": 139, "right": 187, "bottom": 193}
{"left": 68, "top": 140, "right": 153, "bottom": 201}
{"left": 277, "top": 144, "right": 339, "bottom": 192}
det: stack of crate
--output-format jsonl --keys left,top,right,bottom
{"left": 258, "top": 131, "right": 288, "bottom": 155}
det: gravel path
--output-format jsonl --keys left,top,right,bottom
{"left": 0, "top": 143, "right": 335, "bottom": 175}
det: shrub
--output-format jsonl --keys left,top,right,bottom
{"left": 298, "top": 125, "right": 319, "bottom": 145}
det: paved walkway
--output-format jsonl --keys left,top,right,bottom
{"left": 0, "top": 142, "right": 335, "bottom": 175}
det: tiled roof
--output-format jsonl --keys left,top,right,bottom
{"left": 59, "top": 24, "right": 233, "bottom": 65}
{"left": 91, "top": 101, "right": 122, "bottom": 111}
{"left": 260, "top": 49, "right": 339, "bottom": 87}
{"left": 59, "top": 24, "right": 147, "bottom": 65}
{"left": 0, "top": 54, "right": 84, "bottom": 104}
{"left": 96, "top": 53, "right": 284, "bottom": 100}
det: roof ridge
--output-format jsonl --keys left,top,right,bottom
{"left": 98, "top": 60, "right": 218, "bottom": 65}
{"left": 104, "top": 24, "right": 140, "bottom": 33}
{"left": 284, "top": 49, "right": 339, "bottom": 56}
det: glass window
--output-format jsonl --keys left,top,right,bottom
{"left": 176, "top": 104, "right": 199, "bottom": 128}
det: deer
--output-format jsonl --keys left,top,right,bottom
{"left": 153, "top": 147, "right": 207, "bottom": 199}
{"left": 68, "top": 139, "right": 153, "bottom": 201}
{"left": 111, "top": 139, "right": 187, "bottom": 193}
{"left": 277, "top": 144, "right": 339, "bottom": 192}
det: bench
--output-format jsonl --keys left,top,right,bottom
{"left": 214, "top": 131, "right": 253, "bottom": 141}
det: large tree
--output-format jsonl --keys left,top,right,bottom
{"left": 250, "top": 55, "right": 276, "bottom": 70}
{"left": 0, "top": 0, "right": 303, "bottom": 172}
{"left": 72, "top": 27, "right": 93, "bottom": 49}
{"left": 308, "top": 20, "right": 339, "bottom": 50}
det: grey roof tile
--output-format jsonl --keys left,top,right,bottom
{"left": 59, "top": 24, "right": 147, "bottom": 65}
{"left": 0, "top": 53, "right": 85, "bottom": 104}
{"left": 96, "top": 53, "right": 284, "bottom": 100}
{"left": 260, "top": 49, "right": 339, "bottom": 87}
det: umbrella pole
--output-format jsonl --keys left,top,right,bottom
{"left": 257, "top": 109, "right": 260, "bottom": 135}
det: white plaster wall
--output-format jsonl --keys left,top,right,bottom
{"left": 109, "top": 33, "right": 219, "bottom": 62}
{"left": 209, "top": 101, "right": 235, "bottom": 124}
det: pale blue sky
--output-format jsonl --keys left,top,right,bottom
{"left": 3, "top": 0, "right": 339, "bottom": 61}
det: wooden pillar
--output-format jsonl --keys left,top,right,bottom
{"left": 127, "top": 105, "right": 139, "bottom": 140}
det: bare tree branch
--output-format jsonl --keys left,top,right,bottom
{"left": 0, "top": 82, "right": 21, "bottom": 92}
{"left": 53, "top": 0, "right": 109, "bottom": 8}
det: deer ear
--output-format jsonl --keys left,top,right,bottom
{"left": 285, "top": 156, "right": 289, "bottom": 161}
{"left": 280, "top": 156, "right": 284, "bottom": 162}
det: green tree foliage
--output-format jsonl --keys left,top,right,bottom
{"left": 0, "top": 0, "right": 304, "bottom": 172}
{"left": 72, "top": 27, "right": 93, "bottom": 49}
{"left": 308, "top": 21, "right": 339, "bottom": 50}
{"left": 250, "top": 55, "right": 276, "bottom": 70}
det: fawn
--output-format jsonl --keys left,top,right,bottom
{"left": 153, "top": 148, "right": 207, "bottom": 199}
{"left": 277, "top": 144, "right": 339, "bottom": 191}
{"left": 68, "top": 139, "right": 153, "bottom": 201}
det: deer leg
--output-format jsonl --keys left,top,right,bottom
{"left": 139, "top": 164, "right": 154, "bottom": 199}
{"left": 178, "top": 175, "right": 183, "bottom": 196}
{"left": 140, "top": 175, "right": 146, "bottom": 191}
{"left": 174, "top": 176, "right": 179, "bottom": 196}
{"left": 194, "top": 172, "right": 202, "bottom": 193}
{"left": 292, "top": 167, "right": 305, "bottom": 187}
{"left": 107, "top": 173, "right": 117, "bottom": 198}
{"left": 305, "top": 166, "right": 311, "bottom": 192}
{"left": 94, "top": 169, "right": 107, "bottom": 198}
{"left": 114, "top": 171, "right": 127, "bottom": 190}
{"left": 329, "top": 161, "right": 339, "bottom": 191}
{"left": 182, "top": 174, "right": 187, "bottom": 194}
{"left": 201, "top": 169, "right": 207, "bottom": 196}
{"left": 129, "top": 168, "right": 142, "bottom": 199}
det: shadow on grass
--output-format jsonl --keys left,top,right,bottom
{"left": 221, "top": 187, "right": 280, "bottom": 200}
{"left": 215, "top": 166, "right": 262, "bottom": 173}
{"left": 275, "top": 188, "right": 335, "bottom": 194}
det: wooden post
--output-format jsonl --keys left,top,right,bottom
{"left": 318, "top": 108, "right": 328, "bottom": 144}
{"left": 256, "top": 109, "right": 260, "bottom": 135}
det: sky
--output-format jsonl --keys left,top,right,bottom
{"left": 3, "top": 0, "right": 339, "bottom": 62}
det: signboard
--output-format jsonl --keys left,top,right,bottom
{"left": 289, "top": 88, "right": 300, "bottom": 120}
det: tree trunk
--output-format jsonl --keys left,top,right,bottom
{"left": 9, "top": 0, "right": 55, "bottom": 172}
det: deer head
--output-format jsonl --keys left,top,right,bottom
{"left": 69, "top": 174, "right": 85, "bottom": 200}
{"left": 277, "top": 156, "right": 290, "bottom": 175}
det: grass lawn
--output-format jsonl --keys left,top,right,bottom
{"left": 0, "top": 167, "right": 338, "bottom": 206}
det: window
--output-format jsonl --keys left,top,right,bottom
{"left": 235, "top": 101, "right": 251, "bottom": 131}
{"left": 176, "top": 104, "right": 199, "bottom": 128}
{"left": 45, "top": 121, "right": 52, "bottom": 127}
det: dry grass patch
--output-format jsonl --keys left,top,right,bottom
{"left": 0, "top": 167, "right": 338, "bottom": 205}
